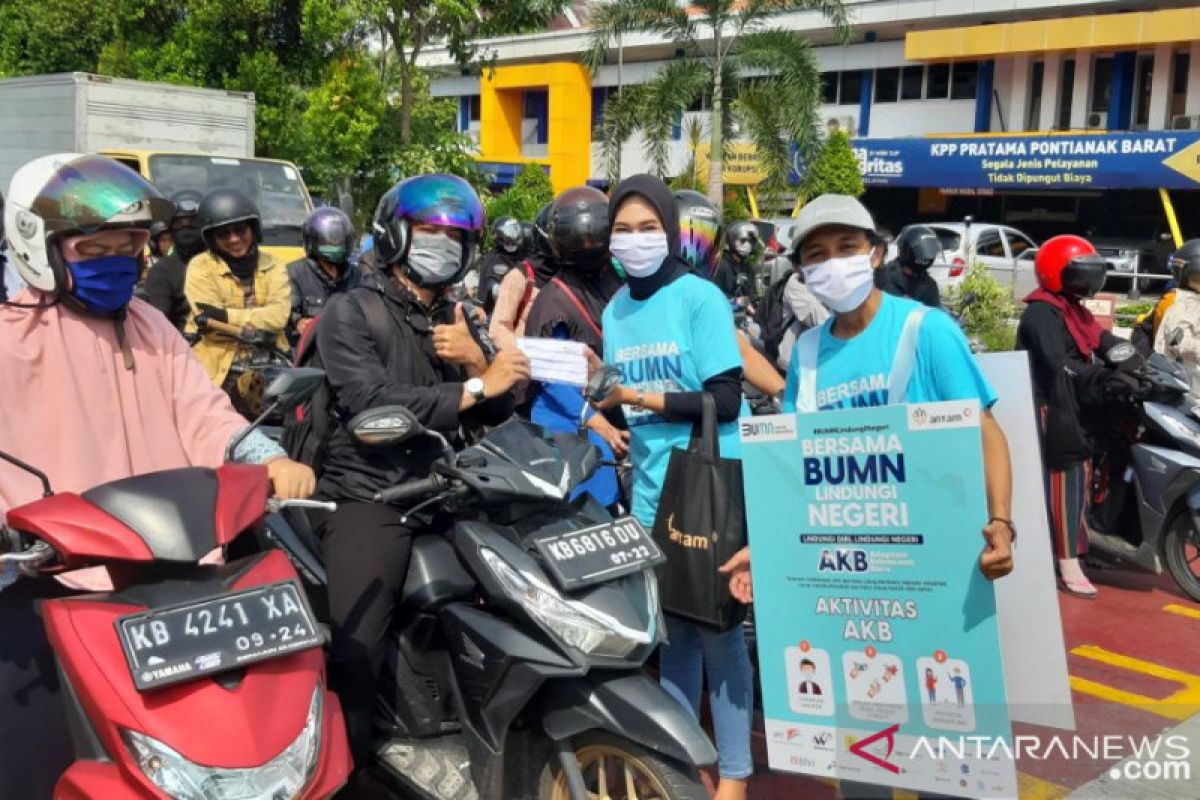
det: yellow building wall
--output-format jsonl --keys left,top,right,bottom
{"left": 907, "top": 6, "right": 1200, "bottom": 61}
{"left": 478, "top": 62, "right": 592, "bottom": 194}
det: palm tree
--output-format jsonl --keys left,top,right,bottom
{"left": 585, "top": 0, "right": 852, "bottom": 209}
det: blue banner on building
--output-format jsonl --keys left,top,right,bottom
{"left": 845, "top": 132, "right": 1200, "bottom": 191}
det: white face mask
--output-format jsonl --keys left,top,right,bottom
{"left": 610, "top": 231, "right": 670, "bottom": 278}
{"left": 802, "top": 252, "right": 876, "bottom": 313}
{"left": 407, "top": 230, "right": 464, "bottom": 286}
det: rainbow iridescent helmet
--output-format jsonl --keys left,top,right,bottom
{"left": 371, "top": 174, "right": 485, "bottom": 286}
{"left": 3, "top": 153, "right": 171, "bottom": 293}
{"left": 674, "top": 190, "right": 723, "bottom": 278}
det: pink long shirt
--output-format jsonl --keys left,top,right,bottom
{"left": 1, "top": 292, "right": 249, "bottom": 587}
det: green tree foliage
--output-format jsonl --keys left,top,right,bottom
{"left": 800, "top": 130, "right": 864, "bottom": 200}
{"left": 0, "top": 0, "right": 118, "bottom": 76}
{"left": 945, "top": 264, "right": 1018, "bottom": 352}
{"left": 0, "top": 0, "right": 555, "bottom": 217}
{"left": 481, "top": 164, "right": 554, "bottom": 247}
{"left": 668, "top": 117, "right": 708, "bottom": 194}
{"left": 586, "top": 0, "right": 851, "bottom": 209}
{"left": 357, "top": 0, "right": 568, "bottom": 143}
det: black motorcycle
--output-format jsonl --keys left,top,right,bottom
{"left": 1087, "top": 340, "right": 1200, "bottom": 600}
{"left": 267, "top": 410, "right": 716, "bottom": 800}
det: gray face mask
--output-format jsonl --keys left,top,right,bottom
{"left": 406, "top": 230, "right": 463, "bottom": 286}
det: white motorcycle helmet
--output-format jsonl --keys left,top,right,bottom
{"left": 3, "top": 153, "right": 171, "bottom": 294}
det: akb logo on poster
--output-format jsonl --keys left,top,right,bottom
{"left": 818, "top": 549, "right": 870, "bottom": 572}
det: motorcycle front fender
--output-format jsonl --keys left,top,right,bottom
{"left": 537, "top": 670, "right": 717, "bottom": 769}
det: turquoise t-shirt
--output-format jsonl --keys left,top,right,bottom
{"left": 782, "top": 292, "right": 998, "bottom": 412}
{"left": 603, "top": 274, "right": 747, "bottom": 528}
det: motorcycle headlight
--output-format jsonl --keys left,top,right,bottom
{"left": 122, "top": 684, "right": 323, "bottom": 800}
{"left": 479, "top": 547, "right": 655, "bottom": 658}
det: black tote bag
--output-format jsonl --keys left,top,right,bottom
{"left": 650, "top": 394, "right": 748, "bottom": 630}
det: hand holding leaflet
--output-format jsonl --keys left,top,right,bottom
{"left": 516, "top": 337, "right": 589, "bottom": 387}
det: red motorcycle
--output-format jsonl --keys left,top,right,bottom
{"left": 0, "top": 369, "right": 351, "bottom": 798}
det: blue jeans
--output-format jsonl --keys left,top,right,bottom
{"left": 658, "top": 616, "right": 754, "bottom": 780}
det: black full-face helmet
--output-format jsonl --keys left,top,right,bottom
{"left": 895, "top": 225, "right": 943, "bottom": 271}
{"left": 197, "top": 188, "right": 262, "bottom": 252}
{"left": 547, "top": 186, "right": 610, "bottom": 273}
{"left": 492, "top": 216, "right": 525, "bottom": 254}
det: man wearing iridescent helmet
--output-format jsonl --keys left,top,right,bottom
{"left": 313, "top": 174, "right": 530, "bottom": 765}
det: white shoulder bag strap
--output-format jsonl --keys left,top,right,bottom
{"left": 794, "top": 326, "right": 824, "bottom": 414}
{"left": 886, "top": 307, "right": 930, "bottom": 405}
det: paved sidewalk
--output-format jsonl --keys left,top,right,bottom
{"left": 1065, "top": 714, "right": 1199, "bottom": 799}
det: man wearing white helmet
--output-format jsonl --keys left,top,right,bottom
{"left": 0, "top": 154, "right": 316, "bottom": 796}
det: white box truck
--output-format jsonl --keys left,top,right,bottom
{"left": 0, "top": 73, "right": 312, "bottom": 260}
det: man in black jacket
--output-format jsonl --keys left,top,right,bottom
{"left": 315, "top": 174, "right": 529, "bottom": 765}
{"left": 713, "top": 220, "right": 760, "bottom": 300}
{"left": 876, "top": 225, "right": 942, "bottom": 309}
{"left": 477, "top": 215, "right": 528, "bottom": 314}
{"left": 286, "top": 207, "right": 360, "bottom": 344}
{"left": 141, "top": 195, "right": 205, "bottom": 329}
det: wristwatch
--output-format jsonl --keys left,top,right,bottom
{"left": 465, "top": 377, "right": 487, "bottom": 403}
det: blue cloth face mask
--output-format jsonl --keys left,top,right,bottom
{"left": 67, "top": 255, "right": 140, "bottom": 314}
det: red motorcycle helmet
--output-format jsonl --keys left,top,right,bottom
{"left": 1035, "top": 234, "right": 1108, "bottom": 297}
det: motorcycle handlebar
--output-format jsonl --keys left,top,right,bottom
{"left": 374, "top": 474, "right": 448, "bottom": 505}
{"left": 203, "top": 318, "right": 248, "bottom": 337}
{"left": 204, "top": 319, "right": 284, "bottom": 353}
{"left": 267, "top": 498, "right": 338, "bottom": 515}
{"left": 0, "top": 540, "right": 55, "bottom": 568}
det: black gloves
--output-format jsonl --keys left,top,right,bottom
{"left": 196, "top": 303, "right": 228, "bottom": 323}
{"left": 195, "top": 303, "right": 228, "bottom": 330}
{"left": 1103, "top": 370, "right": 1143, "bottom": 403}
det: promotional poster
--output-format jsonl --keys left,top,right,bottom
{"left": 741, "top": 401, "right": 1018, "bottom": 798}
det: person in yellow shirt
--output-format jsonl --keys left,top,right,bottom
{"left": 184, "top": 188, "right": 291, "bottom": 415}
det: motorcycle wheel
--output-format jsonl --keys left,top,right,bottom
{"left": 1163, "top": 512, "right": 1200, "bottom": 602}
{"left": 537, "top": 732, "right": 708, "bottom": 800}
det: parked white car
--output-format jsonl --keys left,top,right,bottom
{"left": 887, "top": 222, "right": 1039, "bottom": 299}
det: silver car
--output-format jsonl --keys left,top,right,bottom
{"left": 887, "top": 222, "right": 1039, "bottom": 299}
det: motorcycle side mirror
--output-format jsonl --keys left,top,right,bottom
{"left": 226, "top": 367, "right": 327, "bottom": 461}
{"left": 585, "top": 365, "right": 623, "bottom": 404}
{"left": 263, "top": 368, "right": 326, "bottom": 412}
{"left": 1105, "top": 341, "right": 1139, "bottom": 365}
{"left": 0, "top": 450, "right": 54, "bottom": 497}
{"left": 349, "top": 406, "right": 424, "bottom": 447}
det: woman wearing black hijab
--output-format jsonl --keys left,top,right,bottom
{"left": 524, "top": 186, "right": 625, "bottom": 507}
{"left": 590, "top": 175, "right": 753, "bottom": 798}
